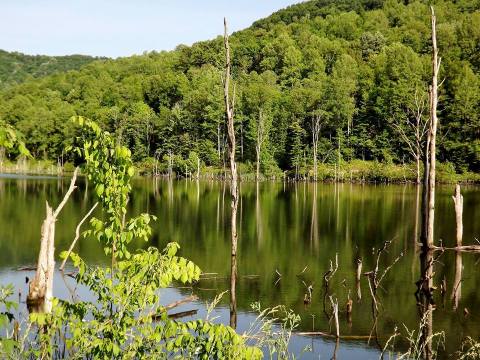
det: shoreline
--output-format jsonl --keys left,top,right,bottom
{"left": 1, "top": 159, "right": 479, "bottom": 184}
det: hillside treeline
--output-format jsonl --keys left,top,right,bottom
{"left": 0, "top": 0, "right": 479, "bottom": 176}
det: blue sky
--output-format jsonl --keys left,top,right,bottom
{"left": 1, "top": 1, "right": 302, "bottom": 58}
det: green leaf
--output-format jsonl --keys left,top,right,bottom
{"left": 96, "top": 184, "right": 104, "bottom": 197}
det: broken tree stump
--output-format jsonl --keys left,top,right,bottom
{"left": 452, "top": 184, "right": 463, "bottom": 247}
{"left": 27, "top": 168, "right": 78, "bottom": 313}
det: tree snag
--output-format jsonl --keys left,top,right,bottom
{"left": 223, "top": 18, "right": 238, "bottom": 329}
{"left": 311, "top": 113, "right": 322, "bottom": 182}
{"left": 452, "top": 184, "right": 463, "bottom": 247}
{"left": 426, "top": 6, "right": 441, "bottom": 249}
{"left": 28, "top": 168, "right": 78, "bottom": 313}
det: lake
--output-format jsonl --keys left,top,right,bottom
{"left": 1, "top": 176, "right": 479, "bottom": 359}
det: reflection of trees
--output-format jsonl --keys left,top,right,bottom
{"left": 5, "top": 177, "right": 480, "bottom": 356}
{"left": 452, "top": 251, "right": 462, "bottom": 311}
{"left": 255, "top": 182, "right": 263, "bottom": 248}
{"left": 416, "top": 249, "right": 435, "bottom": 360}
{"left": 310, "top": 183, "right": 319, "bottom": 251}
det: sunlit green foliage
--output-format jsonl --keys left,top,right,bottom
{"left": 71, "top": 116, "right": 153, "bottom": 259}
{"left": 0, "top": 1, "right": 479, "bottom": 175}
{"left": 0, "top": 119, "right": 265, "bottom": 359}
{"left": 0, "top": 50, "right": 102, "bottom": 89}
{"left": 0, "top": 120, "right": 31, "bottom": 159}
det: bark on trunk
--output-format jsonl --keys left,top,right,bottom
{"left": 28, "top": 168, "right": 78, "bottom": 313}
{"left": 426, "top": 6, "right": 440, "bottom": 248}
{"left": 223, "top": 18, "right": 238, "bottom": 329}
{"left": 452, "top": 184, "right": 463, "bottom": 247}
{"left": 256, "top": 145, "right": 260, "bottom": 182}
{"left": 28, "top": 203, "right": 55, "bottom": 313}
{"left": 416, "top": 156, "right": 421, "bottom": 185}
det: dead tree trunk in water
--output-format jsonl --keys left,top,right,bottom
{"left": 223, "top": 18, "right": 238, "bottom": 329}
{"left": 28, "top": 168, "right": 78, "bottom": 313}
{"left": 417, "top": 9, "right": 440, "bottom": 358}
{"left": 421, "top": 7, "right": 441, "bottom": 250}
{"left": 452, "top": 184, "right": 463, "bottom": 247}
{"left": 392, "top": 90, "right": 428, "bottom": 185}
{"left": 426, "top": 6, "right": 441, "bottom": 249}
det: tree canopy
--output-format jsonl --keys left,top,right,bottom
{"left": 0, "top": 0, "right": 479, "bottom": 174}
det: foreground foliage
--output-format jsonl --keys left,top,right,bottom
{"left": 0, "top": 118, "right": 266, "bottom": 359}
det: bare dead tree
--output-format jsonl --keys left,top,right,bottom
{"left": 28, "top": 168, "right": 78, "bottom": 313}
{"left": 392, "top": 90, "right": 429, "bottom": 184}
{"left": 255, "top": 109, "right": 266, "bottom": 181}
{"left": 364, "top": 240, "right": 403, "bottom": 312}
{"left": 223, "top": 18, "right": 239, "bottom": 329}
{"left": 329, "top": 295, "right": 340, "bottom": 339}
{"left": 311, "top": 113, "right": 323, "bottom": 182}
{"left": 426, "top": 6, "right": 441, "bottom": 249}
{"left": 452, "top": 184, "right": 463, "bottom": 247}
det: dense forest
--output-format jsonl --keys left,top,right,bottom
{"left": 0, "top": 50, "right": 103, "bottom": 89}
{"left": 0, "top": 0, "right": 479, "bottom": 178}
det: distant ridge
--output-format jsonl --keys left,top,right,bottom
{"left": 0, "top": 50, "right": 107, "bottom": 89}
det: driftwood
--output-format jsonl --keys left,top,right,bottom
{"left": 167, "top": 309, "right": 198, "bottom": 320}
{"left": 16, "top": 266, "right": 37, "bottom": 271}
{"left": 164, "top": 295, "right": 198, "bottom": 311}
{"left": 297, "top": 332, "right": 376, "bottom": 340}
{"left": 431, "top": 245, "right": 480, "bottom": 252}
{"left": 152, "top": 309, "right": 198, "bottom": 321}
{"left": 151, "top": 295, "right": 198, "bottom": 321}
{"left": 27, "top": 168, "right": 78, "bottom": 313}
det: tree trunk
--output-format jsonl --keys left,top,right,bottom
{"left": 223, "top": 18, "right": 238, "bottom": 329}
{"left": 416, "top": 155, "right": 421, "bottom": 185}
{"left": 28, "top": 203, "right": 55, "bottom": 313}
{"left": 256, "top": 145, "right": 260, "bottom": 182}
{"left": 217, "top": 123, "right": 221, "bottom": 161}
{"left": 197, "top": 156, "right": 200, "bottom": 179}
{"left": 426, "top": 6, "right": 440, "bottom": 248}
{"left": 452, "top": 184, "right": 463, "bottom": 247}
{"left": 28, "top": 168, "right": 78, "bottom": 313}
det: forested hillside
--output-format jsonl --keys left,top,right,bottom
{"left": 0, "top": 0, "right": 479, "bottom": 176}
{"left": 0, "top": 50, "right": 104, "bottom": 89}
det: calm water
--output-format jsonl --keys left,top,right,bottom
{"left": 1, "top": 176, "right": 480, "bottom": 359}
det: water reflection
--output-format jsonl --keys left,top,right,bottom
{"left": 1, "top": 177, "right": 480, "bottom": 358}
{"left": 417, "top": 249, "right": 435, "bottom": 360}
{"left": 452, "top": 251, "right": 462, "bottom": 310}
